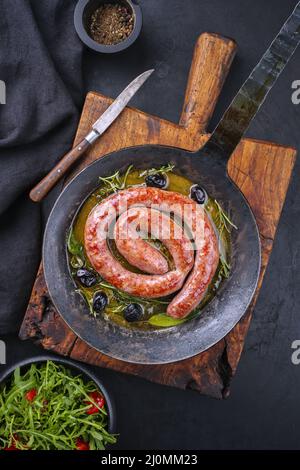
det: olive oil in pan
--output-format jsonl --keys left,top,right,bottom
{"left": 68, "top": 168, "right": 233, "bottom": 330}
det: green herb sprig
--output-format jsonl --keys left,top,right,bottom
{"left": 78, "top": 280, "right": 169, "bottom": 318}
{"left": 139, "top": 163, "right": 175, "bottom": 178}
{"left": 97, "top": 164, "right": 133, "bottom": 198}
{"left": 214, "top": 200, "right": 237, "bottom": 234}
{"left": 219, "top": 257, "right": 231, "bottom": 279}
{"left": 213, "top": 200, "right": 237, "bottom": 279}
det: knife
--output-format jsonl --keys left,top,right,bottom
{"left": 29, "top": 69, "right": 154, "bottom": 202}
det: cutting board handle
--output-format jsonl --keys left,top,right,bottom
{"left": 180, "top": 33, "right": 236, "bottom": 136}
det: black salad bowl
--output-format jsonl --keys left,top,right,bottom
{"left": 0, "top": 355, "right": 117, "bottom": 436}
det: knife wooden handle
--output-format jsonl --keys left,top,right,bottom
{"left": 29, "top": 138, "right": 91, "bottom": 202}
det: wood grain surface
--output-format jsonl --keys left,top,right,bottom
{"left": 20, "top": 33, "right": 296, "bottom": 399}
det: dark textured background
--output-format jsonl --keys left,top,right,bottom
{"left": 1, "top": 0, "right": 300, "bottom": 450}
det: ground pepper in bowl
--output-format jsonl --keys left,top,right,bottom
{"left": 89, "top": 3, "right": 134, "bottom": 45}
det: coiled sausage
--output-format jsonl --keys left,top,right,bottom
{"left": 84, "top": 186, "right": 219, "bottom": 318}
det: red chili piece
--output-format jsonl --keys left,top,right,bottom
{"left": 85, "top": 391, "right": 105, "bottom": 415}
{"left": 3, "top": 434, "right": 20, "bottom": 450}
{"left": 76, "top": 438, "right": 90, "bottom": 451}
{"left": 25, "top": 388, "right": 37, "bottom": 402}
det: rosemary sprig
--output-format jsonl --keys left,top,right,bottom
{"left": 77, "top": 279, "right": 169, "bottom": 318}
{"left": 139, "top": 163, "right": 175, "bottom": 178}
{"left": 97, "top": 163, "right": 175, "bottom": 199}
{"left": 102, "top": 281, "right": 169, "bottom": 316}
{"left": 219, "top": 256, "right": 231, "bottom": 279}
{"left": 214, "top": 200, "right": 238, "bottom": 234}
{"left": 213, "top": 200, "right": 236, "bottom": 280}
{"left": 97, "top": 164, "right": 133, "bottom": 198}
{"left": 98, "top": 280, "right": 169, "bottom": 305}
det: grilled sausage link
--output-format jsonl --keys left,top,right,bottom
{"left": 84, "top": 186, "right": 219, "bottom": 318}
{"left": 114, "top": 208, "right": 170, "bottom": 275}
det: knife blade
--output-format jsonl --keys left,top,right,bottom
{"left": 30, "top": 69, "right": 154, "bottom": 202}
{"left": 203, "top": 1, "right": 300, "bottom": 160}
{"left": 86, "top": 69, "right": 155, "bottom": 143}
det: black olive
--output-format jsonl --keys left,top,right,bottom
{"left": 93, "top": 291, "right": 108, "bottom": 313}
{"left": 145, "top": 173, "right": 167, "bottom": 189}
{"left": 76, "top": 268, "right": 97, "bottom": 287}
{"left": 123, "top": 303, "right": 143, "bottom": 322}
{"left": 190, "top": 184, "right": 207, "bottom": 204}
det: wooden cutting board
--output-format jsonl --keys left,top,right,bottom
{"left": 20, "top": 33, "right": 296, "bottom": 399}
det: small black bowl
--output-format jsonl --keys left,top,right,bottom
{"left": 74, "top": 0, "right": 142, "bottom": 53}
{"left": 0, "top": 355, "right": 116, "bottom": 440}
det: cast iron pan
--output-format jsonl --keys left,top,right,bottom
{"left": 43, "top": 4, "right": 300, "bottom": 364}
